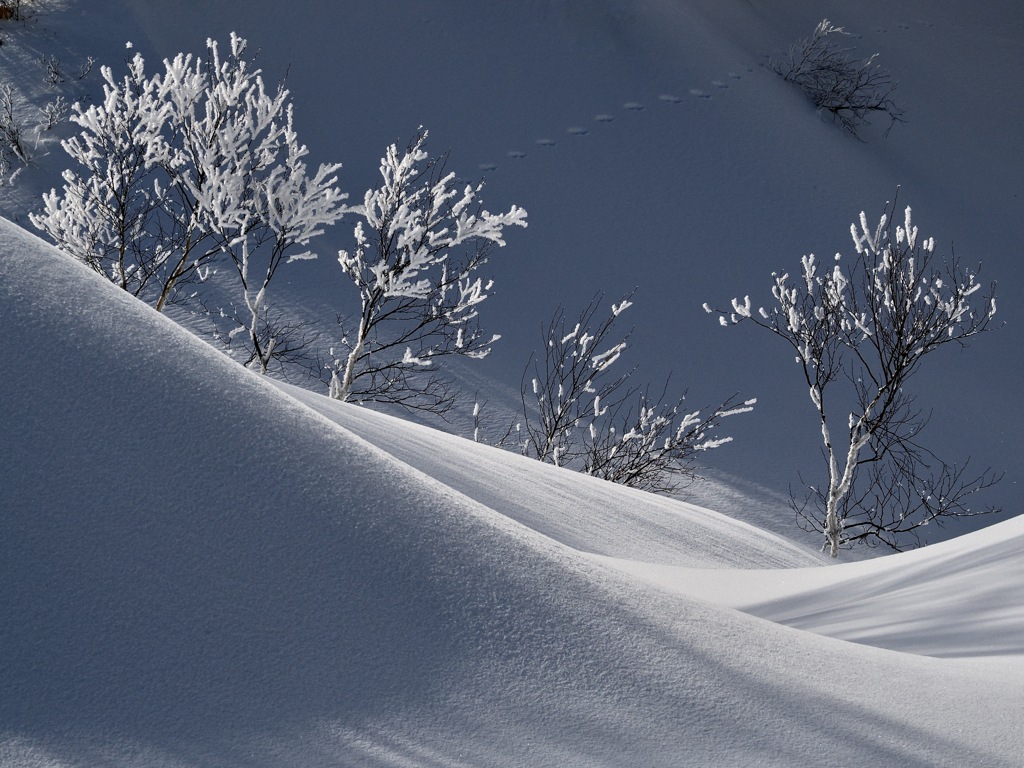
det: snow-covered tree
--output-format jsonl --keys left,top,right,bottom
{"left": 518, "top": 293, "right": 636, "bottom": 467}
{"left": 33, "top": 46, "right": 211, "bottom": 309}
{"left": 520, "top": 293, "right": 753, "bottom": 493}
{"left": 329, "top": 130, "right": 526, "bottom": 413}
{"left": 709, "top": 200, "right": 1000, "bottom": 555}
{"left": 29, "top": 53, "right": 176, "bottom": 297}
{"left": 32, "top": 34, "right": 347, "bottom": 373}
{"left": 169, "top": 34, "right": 348, "bottom": 372}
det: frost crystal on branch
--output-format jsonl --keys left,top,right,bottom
{"left": 770, "top": 19, "right": 904, "bottom": 138}
{"left": 32, "top": 33, "right": 348, "bottom": 375}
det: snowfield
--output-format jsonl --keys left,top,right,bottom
{"left": 2, "top": 219, "right": 1022, "bottom": 767}
{"left": 2, "top": 0, "right": 1023, "bottom": 764}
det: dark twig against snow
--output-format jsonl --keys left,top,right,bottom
{"left": 770, "top": 19, "right": 904, "bottom": 138}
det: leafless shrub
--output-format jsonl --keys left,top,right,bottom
{"left": 712, "top": 198, "right": 1000, "bottom": 555}
{"left": 770, "top": 19, "right": 903, "bottom": 138}
{"left": 39, "top": 95, "right": 66, "bottom": 130}
{"left": 40, "top": 54, "right": 63, "bottom": 87}
{"left": 516, "top": 292, "right": 753, "bottom": 494}
{"left": 0, "top": 84, "right": 30, "bottom": 167}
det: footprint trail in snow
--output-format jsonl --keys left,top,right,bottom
{"left": 479, "top": 65, "right": 752, "bottom": 171}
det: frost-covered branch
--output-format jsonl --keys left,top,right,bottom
{"left": 187, "top": 35, "right": 348, "bottom": 373}
{"left": 32, "top": 34, "right": 348, "bottom": 376}
{"left": 770, "top": 19, "right": 903, "bottom": 138}
{"left": 32, "top": 46, "right": 216, "bottom": 307}
{"left": 518, "top": 292, "right": 638, "bottom": 466}
{"left": 0, "top": 84, "right": 32, "bottom": 172}
{"left": 583, "top": 387, "right": 755, "bottom": 495}
{"left": 329, "top": 130, "right": 526, "bottom": 413}
{"left": 519, "top": 292, "right": 751, "bottom": 493}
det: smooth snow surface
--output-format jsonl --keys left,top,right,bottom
{"left": 3, "top": 0, "right": 1024, "bottom": 764}
{"left": 604, "top": 512, "right": 1024, "bottom": 659}
{"left": 277, "top": 382, "right": 817, "bottom": 571}
{"left": 3, "top": 220, "right": 1023, "bottom": 767}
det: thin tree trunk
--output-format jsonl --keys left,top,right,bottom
{"left": 334, "top": 314, "right": 367, "bottom": 402}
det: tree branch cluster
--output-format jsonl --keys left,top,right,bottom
{"left": 31, "top": 35, "right": 526, "bottom": 398}
{"left": 329, "top": 129, "right": 527, "bottom": 413}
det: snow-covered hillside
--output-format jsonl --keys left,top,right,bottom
{"left": 0, "top": 0, "right": 1019, "bottom": 548}
{"left": 114, "top": 0, "right": 1024, "bottom": 543}
{"left": 2, "top": 217, "right": 1022, "bottom": 767}
{"left": 2, "top": 1, "right": 1023, "bottom": 764}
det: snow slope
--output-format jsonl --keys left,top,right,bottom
{"left": 3, "top": 219, "right": 1023, "bottom": 767}
{"left": 105, "top": 0, "right": 1023, "bottom": 543}
{"left": 0, "top": 0, "right": 1019, "bottom": 547}
{"left": 277, "top": 381, "right": 818, "bottom": 570}
{"left": 280, "top": 383, "right": 1024, "bottom": 660}
{"left": 604, "top": 512, "right": 1024, "bottom": 659}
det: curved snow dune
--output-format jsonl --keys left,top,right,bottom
{"left": 610, "top": 513, "right": 1024, "bottom": 659}
{"left": 289, "top": 389, "right": 1024, "bottom": 661}
{"left": 277, "top": 382, "right": 820, "bottom": 570}
{"left": 1, "top": 220, "right": 1021, "bottom": 767}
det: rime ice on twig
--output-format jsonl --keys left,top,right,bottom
{"left": 516, "top": 292, "right": 752, "bottom": 493}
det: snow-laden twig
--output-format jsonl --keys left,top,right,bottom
{"left": 516, "top": 292, "right": 751, "bottom": 493}
{"left": 31, "top": 34, "right": 348, "bottom": 375}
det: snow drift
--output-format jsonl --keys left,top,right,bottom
{"left": 2, "top": 219, "right": 1022, "bottom": 767}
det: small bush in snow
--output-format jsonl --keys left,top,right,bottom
{"left": 31, "top": 33, "right": 348, "bottom": 374}
{"left": 516, "top": 292, "right": 753, "bottom": 495}
{"left": 770, "top": 19, "right": 903, "bottom": 138}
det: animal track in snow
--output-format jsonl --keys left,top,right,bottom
{"left": 480, "top": 58, "right": 752, "bottom": 176}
